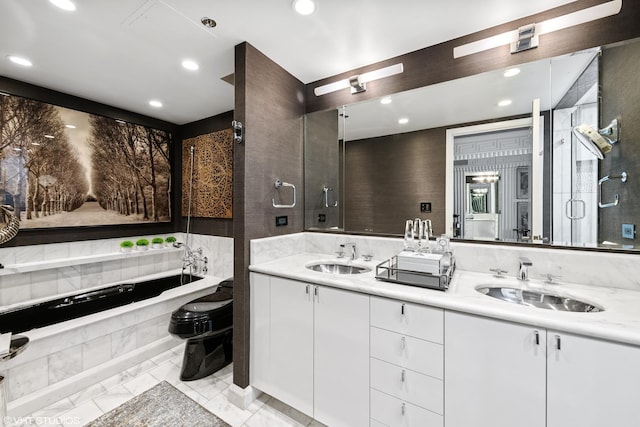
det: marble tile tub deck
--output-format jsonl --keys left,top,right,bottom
{"left": 5, "top": 343, "right": 326, "bottom": 427}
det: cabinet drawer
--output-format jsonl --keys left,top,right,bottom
{"left": 370, "top": 327, "right": 443, "bottom": 379}
{"left": 370, "top": 297, "right": 443, "bottom": 343}
{"left": 370, "top": 389, "right": 443, "bottom": 427}
{"left": 371, "top": 358, "right": 442, "bottom": 414}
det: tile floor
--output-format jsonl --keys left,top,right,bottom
{"left": 8, "top": 343, "right": 326, "bottom": 427}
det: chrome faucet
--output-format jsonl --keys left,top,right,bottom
{"left": 174, "top": 242, "right": 208, "bottom": 275}
{"left": 518, "top": 257, "right": 532, "bottom": 281}
{"left": 340, "top": 242, "right": 357, "bottom": 260}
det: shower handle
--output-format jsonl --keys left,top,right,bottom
{"left": 565, "top": 199, "right": 586, "bottom": 220}
{"left": 323, "top": 185, "right": 338, "bottom": 208}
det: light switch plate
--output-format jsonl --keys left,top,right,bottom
{"left": 622, "top": 223, "right": 635, "bottom": 239}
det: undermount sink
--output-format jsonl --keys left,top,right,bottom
{"left": 476, "top": 286, "right": 604, "bottom": 313}
{"left": 306, "top": 262, "right": 371, "bottom": 275}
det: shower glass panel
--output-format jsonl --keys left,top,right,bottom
{"left": 551, "top": 50, "right": 600, "bottom": 247}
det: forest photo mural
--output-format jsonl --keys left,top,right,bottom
{"left": 0, "top": 92, "right": 171, "bottom": 228}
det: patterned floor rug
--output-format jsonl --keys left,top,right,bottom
{"left": 86, "top": 381, "right": 230, "bottom": 427}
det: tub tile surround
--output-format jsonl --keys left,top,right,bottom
{"left": 1, "top": 232, "right": 234, "bottom": 417}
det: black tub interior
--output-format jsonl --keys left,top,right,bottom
{"left": 0, "top": 274, "right": 203, "bottom": 334}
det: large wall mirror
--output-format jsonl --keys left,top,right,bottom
{"left": 304, "top": 36, "right": 640, "bottom": 251}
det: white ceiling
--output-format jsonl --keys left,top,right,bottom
{"left": 0, "top": 0, "right": 578, "bottom": 125}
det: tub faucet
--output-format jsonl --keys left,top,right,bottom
{"left": 518, "top": 257, "right": 532, "bottom": 281}
{"left": 340, "top": 242, "right": 357, "bottom": 260}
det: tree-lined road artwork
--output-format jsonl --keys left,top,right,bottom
{"left": 0, "top": 94, "right": 171, "bottom": 228}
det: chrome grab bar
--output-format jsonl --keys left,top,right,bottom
{"left": 565, "top": 198, "right": 586, "bottom": 220}
{"left": 323, "top": 185, "right": 338, "bottom": 208}
{"left": 272, "top": 179, "right": 296, "bottom": 208}
{"left": 598, "top": 171, "right": 627, "bottom": 208}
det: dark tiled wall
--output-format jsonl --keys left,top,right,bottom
{"left": 344, "top": 128, "right": 446, "bottom": 235}
{"left": 233, "top": 42, "right": 305, "bottom": 387}
{"left": 304, "top": 110, "right": 340, "bottom": 229}
{"left": 600, "top": 39, "right": 640, "bottom": 245}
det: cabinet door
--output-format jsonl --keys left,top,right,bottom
{"left": 547, "top": 331, "right": 640, "bottom": 427}
{"left": 270, "top": 277, "right": 314, "bottom": 417}
{"left": 313, "top": 285, "right": 369, "bottom": 427}
{"left": 249, "top": 273, "right": 270, "bottom": 391}
{"left": 444, "top": 311, "right": 546, "bottom": 427}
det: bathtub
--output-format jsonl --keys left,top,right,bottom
{"left": 0, "top": 270, "right": 223, "bottom": 417}
{"left": 0, "top": 273, "right": 203, "bottom": 335}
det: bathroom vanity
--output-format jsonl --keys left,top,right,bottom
{"left": 249, "top": 233, "right": 640, "bottom": 427}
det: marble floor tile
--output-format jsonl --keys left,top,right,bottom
{"left": 125, "top": 359, "right": 157, "bottom": 377}
{"left": 148, "top": 359, "right": 182, "bottom": 384}
{"left": 183, "top": 375, "right": 229, "bottom": 401}
{"left": 122, "top": 372, "right": 158, "bottom": 396}
{"left": 172, "top": 381, "right": 210, "bottom": 405}
{"left": 92, "top": 384, "right": 134, "bottom": 413}
{"left": 149, "top": 349, "right": 176, "bottom": 365}
{"left": 203, "top": 392, "right": 255, "bottom": 427}
{"left": 60, "top": 400, "right": 104, "bottom": 426}
{"left": 68, "top": 382, "right": 107, "bottom": 407}
{"left": 213, "top": 362, "right": 234, "bottom": 384}
{"left": 263, "top": 398, "right": 313, "bottom": 426}
{"left": 31, "top": 398, "right": 75, "bottom": 418}
{"left": 244, "top": 402, "right": 308, "bottom": 427}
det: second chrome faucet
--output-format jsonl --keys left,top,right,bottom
{"left": 518, "top": 257, "right": 533, "bottom": 281}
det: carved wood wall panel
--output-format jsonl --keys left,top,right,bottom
{"left": 181, "top": 129, "right": 233, "bottom": 218}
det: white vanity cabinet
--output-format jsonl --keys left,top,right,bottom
{"left": 249, "top": 273, "right": 370, "bottom": 427}
{"left": 444, "top": 311, "right": 546, "bottom": 427}
{"left": 546, "top": 330, "right": 640, "bottom": 427}
{"left": 445, "top": 311, "right": 640, "bottom": 427}
{"left": 370, "top": 296, "right": 444, "bottom": 427}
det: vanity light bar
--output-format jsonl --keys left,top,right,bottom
{"left": 453, "top": 0, "right": 622, "bottom": 58}
{"left": 314, "top": 63, "right": 404, "bottom": 96}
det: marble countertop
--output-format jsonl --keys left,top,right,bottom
{"left": 250, "top": 253, "right": 640, "bottom": 347}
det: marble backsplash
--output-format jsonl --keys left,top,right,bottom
{"left": 251, "top": 232, "right": 640, "bottom": 292}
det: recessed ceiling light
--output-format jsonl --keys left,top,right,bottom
{"left": 8, "top": 56, "right": 32, "bottom": 67}
{"left": 49, "top": 0, "right": 76, "bottom": 11}
{"left": 292, "top": 0, "right": 316, "bottom": 15}
{"left": 44, "top": 134, "right": 55, "bottom": 139}
{"left": 380, "top": 97, "right": 392, "bottom": 105}
{"left": 65, "top": 124, "right": 76, "bottom": 129}
{"left": 503, "top": 68, "right": 521, "bottom": 77}
{"left": 498, "top": 99, "right": 512, "bottom": 107}
{"left": 201, "top": 17, "right": 217, "bottom": 28}
{"left": 149, "top": 100, "right": 163, "bottom": 108}
{"left": 182, "top": 60, "right": 199, "bottom": 71}
{"left": 398, "top": 118, "right": 409, "bottom": 125}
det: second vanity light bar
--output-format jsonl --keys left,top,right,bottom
{"left": 453, "top": 0, "right": 622, "bottom": 58}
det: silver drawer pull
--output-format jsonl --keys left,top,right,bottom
{"left": 401, "top": 402, "right": 406, "bottom": 416}
{"left": 401, "top": 303, "right": 406, "bottom": 316}
{"left": 401, "top": 369, "right": 406, "bottom": 383}
{"left": 400, "top": 336, "right": 406, "bottom": 350}
{"left": 534, "top": 330, "right": 540, "bottom": 345}
{"left": 556, "top": 335, "right": 562, "bottom": 350}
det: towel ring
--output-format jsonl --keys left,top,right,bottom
{"left": 598, "top": 171, "right": 627, "bottom": 208}
{"left": 272, "top": 179, "right": 296, "bottom": 208}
